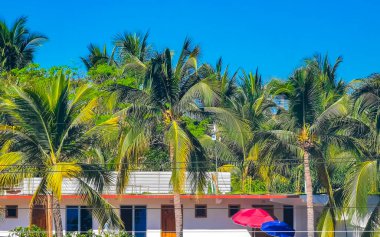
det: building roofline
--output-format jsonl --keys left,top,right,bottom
{"left": 0, "top": 194, "right": 299, "bottom": 200}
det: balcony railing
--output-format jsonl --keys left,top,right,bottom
{"left": 1, "top": 172, "right": 231, "bottom": 195}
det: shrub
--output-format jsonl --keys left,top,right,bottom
{"left": 8, "top": 225, "right": 47, "bottom": 237}
{"left": 64, "top": 230, "right": 133, "bottom": 237}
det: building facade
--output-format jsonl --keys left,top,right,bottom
{"left": 0, "top": 172, "right": 372, "bottom": 237}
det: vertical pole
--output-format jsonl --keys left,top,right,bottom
{"left": 212, "top": 123, "right": 218, "bottom": 193}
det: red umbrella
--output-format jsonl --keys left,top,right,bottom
{"left": 232, "top": 208, "right": 275, "bottom": 228}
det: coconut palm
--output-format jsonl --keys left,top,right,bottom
{"left": 258, "top": 66, "right": 354, "bottom": 237}
{"left": 237, "top": 69, "right": 289, "bottom": 192}
{"left": 114, "top": 31, "right": 151, "bottom": 63}
{"left": 114, "top": 38, "right": 226, "bottom": 237}
{"left": 307, "top": 54, "right": 346, "bottom": 106}
{"left": 0, "top": 16, "right": 47, "bottom": 71}
{"left": 198, "top": 57, "right": 239, "bottom": 107}
{"left": 0, "top": 72, "right": 123, "bottom": 236}
{"left": 113, "top": 31, "right": 152, "bottom": 89}
{"left": 80, "top": 43, "right": 116, "bottom": 70}
{"left": 341, "top": 75, "right": 380, "bottom": 236}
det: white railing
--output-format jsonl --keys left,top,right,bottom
{"left": 5, "top": 172, "right": 231, "bottom": 195}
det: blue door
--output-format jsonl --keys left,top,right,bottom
{"left": 134, "top": 206, "right": 147, "bottom": 237}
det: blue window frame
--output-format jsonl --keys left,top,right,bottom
{"left": 66, "top": 206, "right": 92, "bottom": 233}
{"left": 120, "top": 205, "right": 147, "bottom": 237}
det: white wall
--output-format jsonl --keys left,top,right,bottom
{"left": 0, "top": 199, "right": 30, "bottom": 236}
{"left": 293, "top": 206, "right": 307, "bottom": 237}
{"left": 0, "top": 197, "right": 306, "bottom": 237}
{"left": 83, "top": 197, "right": 287, "bottom": 237}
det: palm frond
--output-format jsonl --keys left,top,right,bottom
{"left": 344, "top": 160, "right": 378, "bottom": 216}
{"left": 317, "top": 208, "right": 336, "bottom": 237}
{"left": 46, "top": 162, "right": 81, "bottom": 199}
{"left": 198, "top": 135, "right": 237, "bottom": 164}
{"left": 116, "top": 123, "right": 150, "bottom": 194}
{"left": 203, "top": 107, "right": 251, "bottom": 155}
{"left": 361, "top": 201, "right": 380, "bottom": 237}
{"left": 166, "top": 120, "right": 192, "bottom": 193}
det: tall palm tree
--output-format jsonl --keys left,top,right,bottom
{"left": 342, "top": 75, "right": 380, "bottom": 236}
{"left": 0, "top": 72, "right": 122, "bottom": 236}
{"left": 196, "top": 58, "right": 258, "bottom": 192}
{"left": 114, "top": 38, "right": 222, "bottom": 237}
{"left": 237, "top": 69, "right": 286, "bottom": 192}
{"left": 0, "top": 16, "right": 47, "bottom": 71}
{"left": 80, "top": 43, "right": 116, "bottom": 70}
{"left": 260, "top": 66, "right": 353, "bottom": 237}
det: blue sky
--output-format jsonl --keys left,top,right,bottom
{"left": 2, "top": 0, "right": 380, "bottom": 81}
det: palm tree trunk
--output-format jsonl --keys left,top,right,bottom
{"left": 53, "top": 196, "right": 63, "bottom": 237}
{"left": 173, "top": 192, "right": 183, "bottom": 237}
{"left": 303, "top": 149, "right": 315, "bottom": 237}
{"left": 46, "top": 195, "right": 53, "bottom": 237}
{"left": 169, "top": 143, "right": 183, "bottom": 237}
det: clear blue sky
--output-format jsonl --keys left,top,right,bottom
{"left": 2, "top": 0, "right": 380, "bottom": 81}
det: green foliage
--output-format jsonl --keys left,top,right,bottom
{"left": 0, "top": 21, "right": 379, "bottom": 235}
{"left": 8, "top": 225, "right": 47, "bottom": 237}
{"left": 244, "top": 177, "right": 267, "bottom": 194}
{"left": 64, "top": 230, "right": 133, "bottom": 237}
{"left": 1, "top": 63, "right": 46, "bottom": 83}
{"left": 181, "top": 116, "right": 210, "bottom": 138}
{"left": 0, "top": 64, "right": 78, "bottom": 87}
{"left": 141, "top": 147, "right": 170, "bottom": 171}
{"left": 8, "top": 228, "right": 134, "bottom": 237}
{"left": 0, "top": 16, "right": 47, "bottom": 71}
{"left": 0, "top": 71, "right": 123, "bottom": 231}
{"left": 88, "top": 64, "right": 118, "bottom": 83}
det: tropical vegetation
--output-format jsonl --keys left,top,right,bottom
{"left": 0, "top": 16, "right": 378, "bottom": 237}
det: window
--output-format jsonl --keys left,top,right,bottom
{"left": 66, "top": 206, "right": 92, "bottom": 233}
{"left": 195, "top": 204, "right": 207, "bottom": 218}
{"left": 5, "top": 205, "right": 17, "bottom": 218}
{"left": 283, "top": 205, "right": 294, "bottom": 228}
{"left": 120, "top": 205, "right": 147, "bottom": 237}
{"left": 228, "top": 205, "right": 240, "bottom": 217}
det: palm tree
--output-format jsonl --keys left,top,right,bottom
{"left": 198, "top": 57, "right": 239, "bottom": 107}
{"left": 0, "top": 16, "right": 47, "bottom": 71}
{"left": 113, "top": 31, "right": 152, "bottom": 88}
{"left": 237, "top": 69, "right": 288, "bottom": 192}
{"left": 0, "top": 72, "right": 122, "bottom": 236}
{"left": 114, "top": 31, "right": 151, "bottom": 64}
{"left": 259, "top": 66, "right": 353, "bottom": 237}
{"left": 307, "top": 54, "right": 346, "bottom": 106}
{"left": 114, "top": 38, "right": 221, "bottom": 237}
{"left": 341, "top": 75, "right": 380, "bottom": 236}
{"left": 80, "top": 43, "right": 116, "bottom": 70}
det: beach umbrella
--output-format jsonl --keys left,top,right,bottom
{"left": 232, "top": 208, "right": 274, "bottom": 228}
{"left": 261, "top": 220, "right": 295, "bottom": 237}
{"left": 231, "top": 208, "right": 275, "bottom": 237}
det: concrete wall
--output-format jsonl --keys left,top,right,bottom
{"left": 0, "top": 199, "right": 30, "bottom": 236}
{"left": 0, "top": 197, "right": 298, "bottom": 237}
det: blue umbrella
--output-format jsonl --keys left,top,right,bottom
{"left": 261, "top": 220, "right": 295, "bottom": 237}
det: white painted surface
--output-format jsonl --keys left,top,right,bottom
{"left": 6, "top": 175, "right": 375, "bottom": 237}
{"left": 13, "top": 172, "right": 231, "bottom": 195}
{"left": 0, "top": 196, "right": 307, "bottom": 237}
{"left": 0, "top": 199, "right": 30, "bottom": 236}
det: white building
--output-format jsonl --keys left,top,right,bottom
{"left": 0, "top": 172, "right": 374, "bottom": 237}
